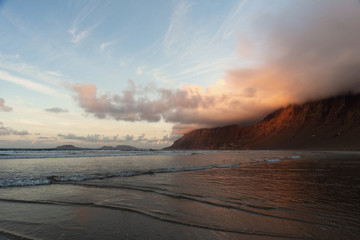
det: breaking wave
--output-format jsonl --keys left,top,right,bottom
{"left": 0, "top": 163, "right": 240, "bottom": 188}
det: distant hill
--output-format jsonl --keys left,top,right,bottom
{"left": 165, "top": 94, "right": 360, "bottom": 150}
{"left": 55, "top": 145, "right": 139, "bottom": 151}
{"left": 55, "top": 145, "right": 82, "bottom": 150}
{"left": 98, "top": 145, "right": 138, "bottom": 150}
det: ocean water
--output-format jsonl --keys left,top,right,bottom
{"left": 0, "top": 150, "right": 359, "bottom": 239}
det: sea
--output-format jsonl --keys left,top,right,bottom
{"left": 0, "top": 149, "right": 359, "bottom": 240}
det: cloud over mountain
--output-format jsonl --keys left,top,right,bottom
{"left": 71, "top": 0, "right": 360, "bottom": 133}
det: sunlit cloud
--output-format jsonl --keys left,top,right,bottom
{"left": 70, "top": 79, "right": 265, "bottom": 129}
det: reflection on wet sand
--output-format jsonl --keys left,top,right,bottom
{"left": 0, "top": 151, "right": 359, "bottom": 239}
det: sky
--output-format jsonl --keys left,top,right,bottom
{"left": 1, "top": 0, "right": 360, "bottom": 149}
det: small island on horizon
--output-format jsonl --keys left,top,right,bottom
{"left": 54, "top": 144, "right": 140, "bottom": 151}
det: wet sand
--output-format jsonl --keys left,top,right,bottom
{"left": 0, "top": 231, "right": 31, "bottom": 240}
{"left": 0, "top": 150, "right": 359, "bottom": 239}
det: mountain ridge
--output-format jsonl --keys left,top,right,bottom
{"left": 165, "top": 93, "right": 360, "bottom": 150}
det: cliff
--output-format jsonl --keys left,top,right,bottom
{"left": 166, "top": 94, "right": 360, "bottom": 150}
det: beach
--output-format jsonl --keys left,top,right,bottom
{"left": 0, "top": 150, "right": 359, "bottom": 239}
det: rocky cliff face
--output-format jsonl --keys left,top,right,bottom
{"left": 166, "top": 94, "right": 360, "bottom": 150}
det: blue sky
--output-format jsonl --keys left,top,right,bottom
{"left": 1, "top": 0, "right": 359, "bottom": 148}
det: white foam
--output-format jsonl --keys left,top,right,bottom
{"left": 0, "top": 163, "right": 242, "bottom": 188}
{"left": 0, "top": 177, "right": 51, "bottom": 188}
{"left": 264, "top": 159, "right": 281, "bottom": 162}
{"left": 0, "top": 150, "right": 196, "bottom": 160}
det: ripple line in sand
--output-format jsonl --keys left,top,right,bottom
{"left": 0, "top": 198, "right": 306, "bottom": 239}
{"left": 62, "top": 182, "right": 327, "bottom": 227}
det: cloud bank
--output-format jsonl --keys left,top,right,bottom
{"left": 71, "top": 0, "right": 360, "bottom": 134}
{"left": 57, "top": 133, "right": 172, "bottom": 147}
{"left": 0, "top": 122, "right": 29, "bottom": 136}
{"left": 228, "top": 0, "right": 360, "bottom": 104}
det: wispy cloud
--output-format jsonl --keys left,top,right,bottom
{"left": 100, "top": 41, "right": 116, "bottom": 52}
{"left": 0, "top": 70, "right": 64, "bottom": 97}
{"left": 154, "top": 0, "right": 249, "bottom": 86}
{"left": 45, "top": 71, "right": 63, "bottom": 78}
{"left": 68, "top": 2, "right": 99, "bottom": 44}
{"left": 1, "top": 8, "right": 27, "bottom": 33}
{"left": 212, "top": 0, "right": 249, "bottom": 42}
{"left": 69, "top": 24, "right": 97, "bottom": 44}
{"left": 0, "top": 53, "right": 66, "bottom": 88}
{"left": 163, "top": 1, "right": 193, "bottom": 55}
{"left": 0, "top": 98, "right": 12, "bottom": 112}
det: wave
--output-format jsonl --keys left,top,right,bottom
{"left": 0, "top": 229, "right": 34, "bottom": 240}
{"left": 0, "top": 163, "right": 241, "bottom": 188}
{"left": 0, "top": 154, "right": 303, "bottom": 188}
{"left": 70, "top": 180, "right": 326, "bottom": 228}
{"left": 0, "top": 150, "right": 198, "bottom": 160}
{"left": 264, "top": 159, "right": 281, "bottom": 162}
{"left": 0, "top": 198, "right": 307, "bottom": 239}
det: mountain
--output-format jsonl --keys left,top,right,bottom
{"left": 165, "top": 94, "right": 360, "bottom": 150}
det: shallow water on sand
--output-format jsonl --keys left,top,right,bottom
{"left": 0, "top": 150, "right": 359, "bottom": 239}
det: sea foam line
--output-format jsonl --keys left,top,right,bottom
{"left": 0, "top": 229, "right": 34, "bottom": 240}
{"left": 0, "top": 151, "right": 195, "bottom": 160}
{"left": 0, "top": 163, "right": 240, "bottom": 188}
